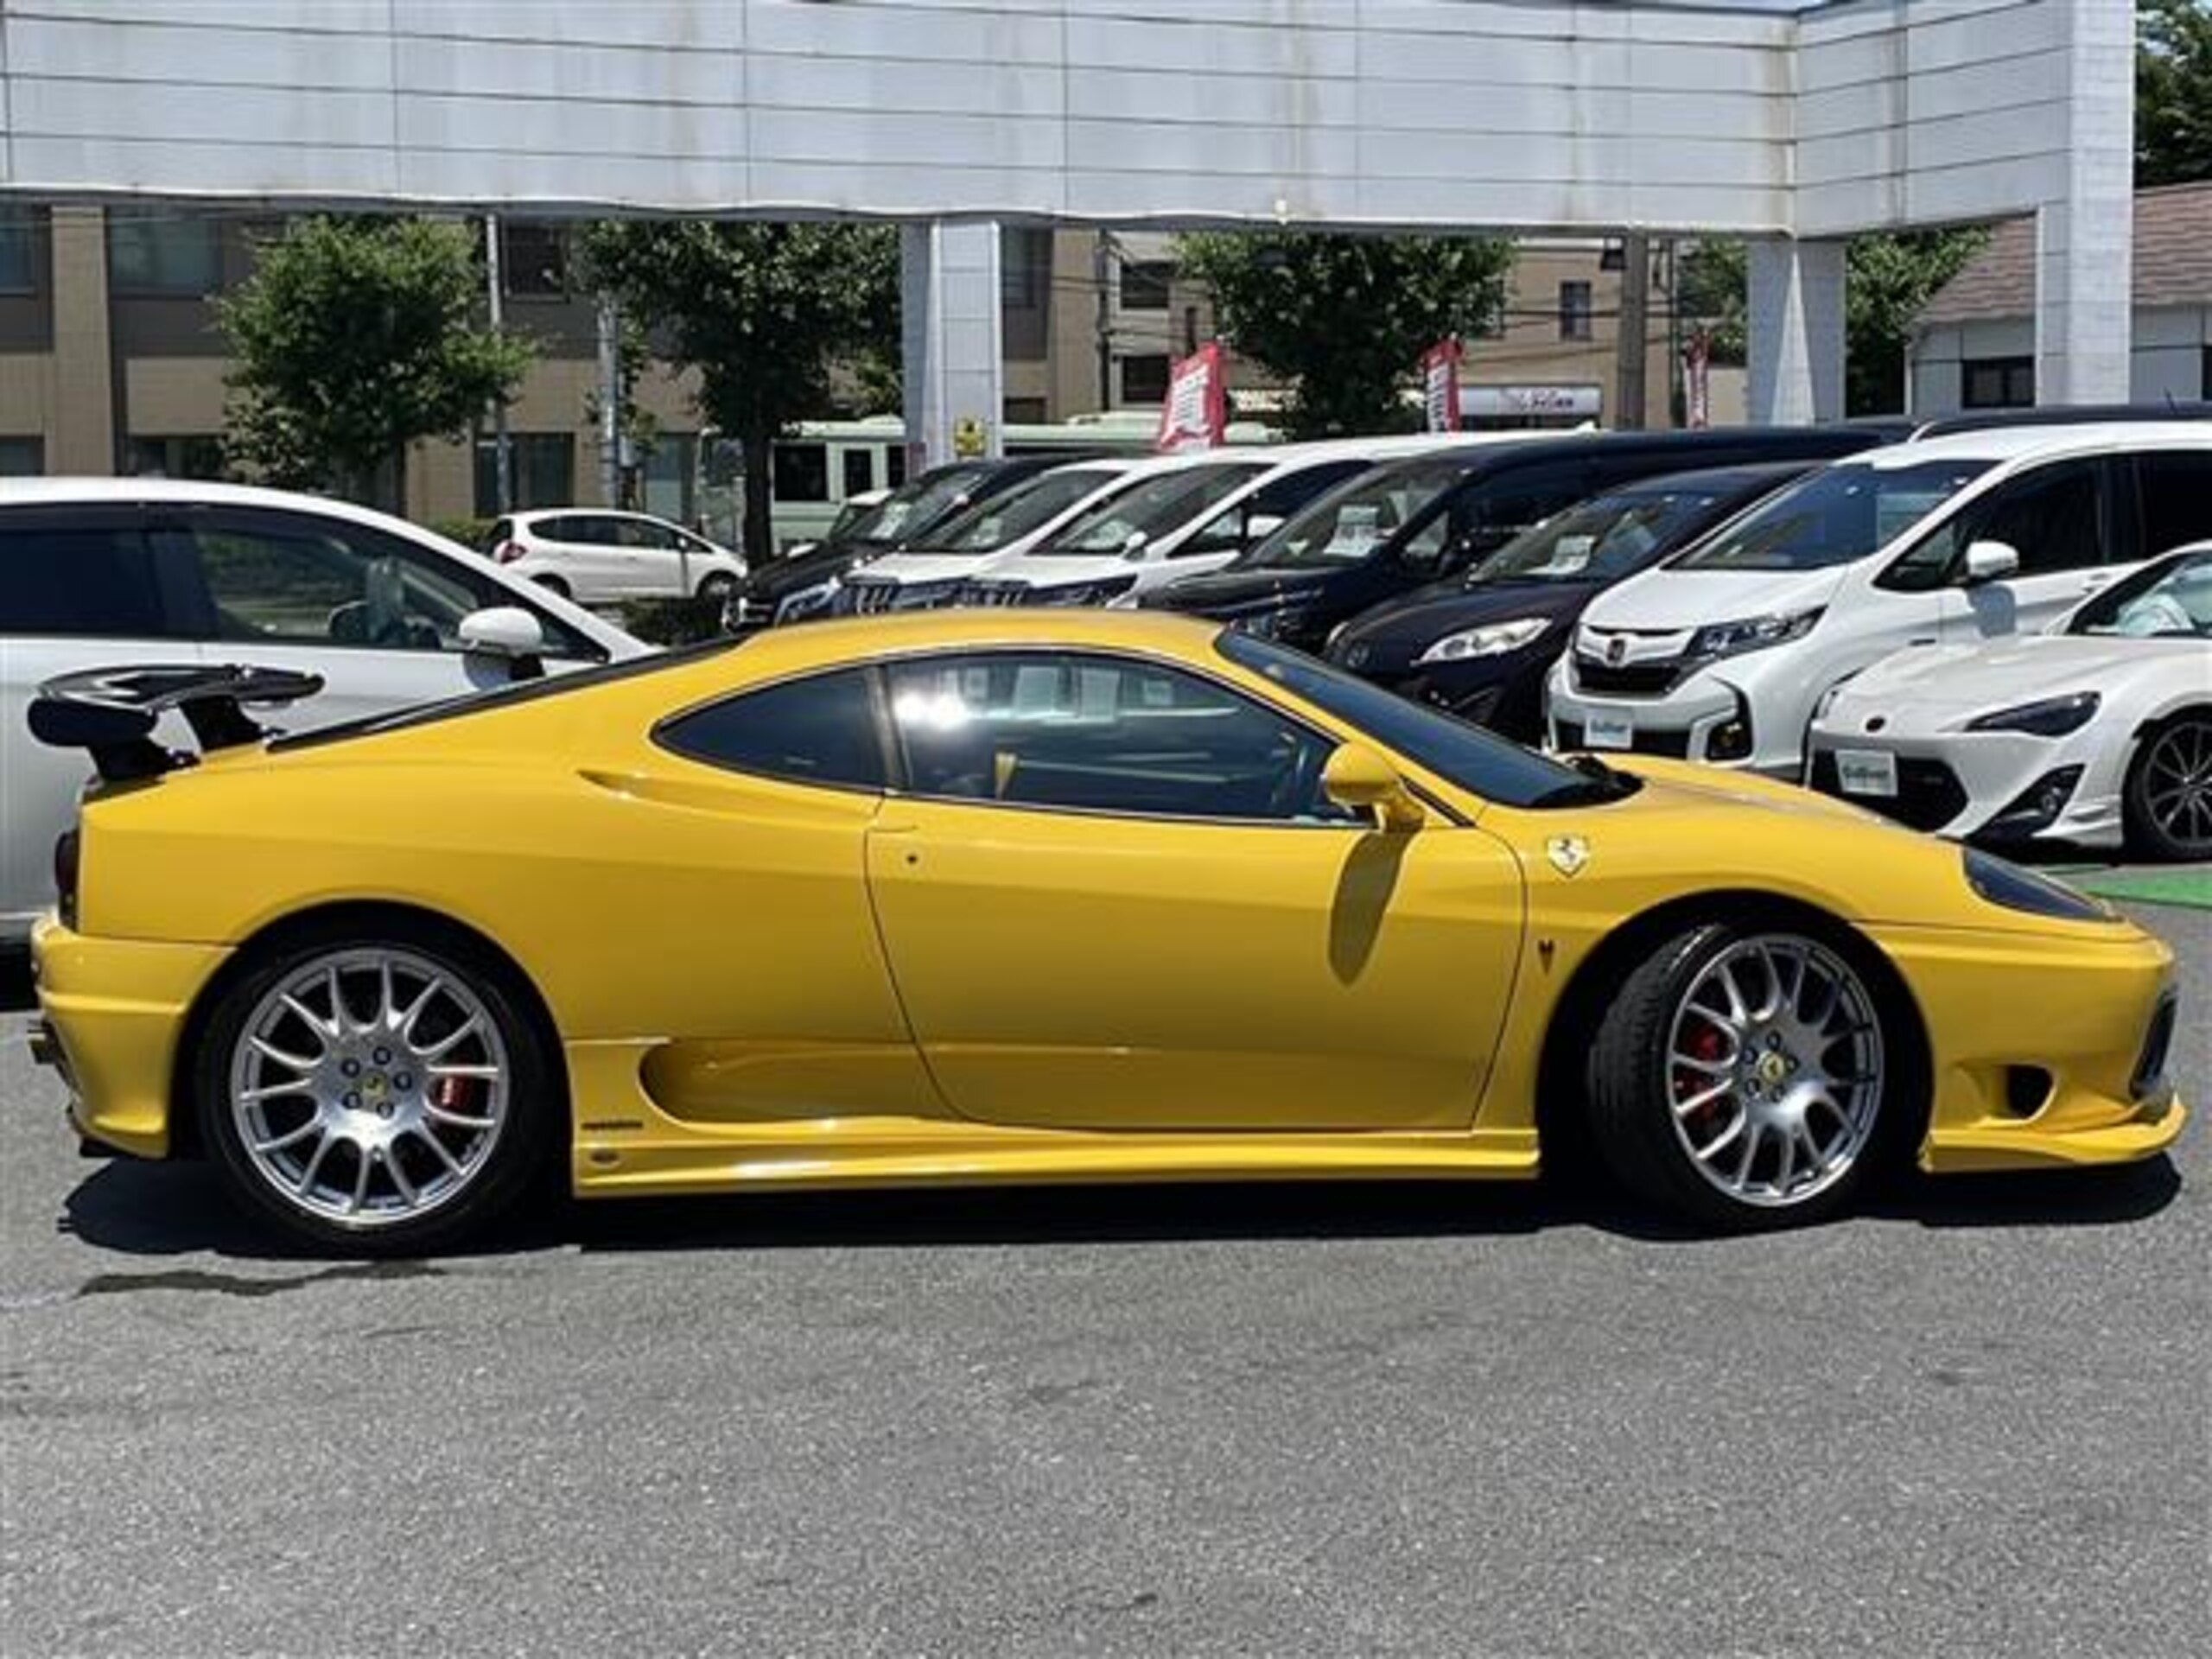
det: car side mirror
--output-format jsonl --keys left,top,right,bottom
{"left": 1122, "top": 530, "right": 1150, "bottom": 561}
{"left": 1961, "top": 540, "right": 2021, "bottom": 585}
{"left": 1322, "top": 743, "right": 1424, "bottom": 831}
{"left": 459, "top": 606, "right": 547, "bottom": 681}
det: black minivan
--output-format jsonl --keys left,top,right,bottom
{"left": 1141, "top": 428, "right": 1890, "bottom": 652}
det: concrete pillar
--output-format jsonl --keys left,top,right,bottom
{"left": 900, "top": 221, "right": 1003, "bottom": 468}
{"left": 2035, "top": 0, "right": 2133, "bottom": 406}
{"left": 1745, "top": 237, "right": 1846, "bottom": 426}
{"left": 48, "top": 207, "right": 116, "bottom": 474}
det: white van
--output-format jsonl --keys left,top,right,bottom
{"left": 1545, "top": 423, "right": 2212, "bottom": 776}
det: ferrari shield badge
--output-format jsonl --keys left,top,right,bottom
{"left": 1546, "top": 835, "right": 1591, "bottom": 877}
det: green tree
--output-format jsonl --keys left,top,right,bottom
{"left": 582, "top": 221, "right": 899, "bottom": 568}
{"left": 217, "top": 217, "right": 533, "bottom": 506}
{"left": 1173, "top": 232, "right": 1512, "bottom": 438}
{"left": 2139, "top": 0, "right": 2212, "bottom": 187}
{"left": 1675, "top": 229, "right": 1987, "bottom": 416}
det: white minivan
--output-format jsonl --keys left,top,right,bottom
{"left": 1, "top": 479, "right": 645, "bottom": 945}
{"left": 1545, "top": 423, "right": 2212, "bottom": 776}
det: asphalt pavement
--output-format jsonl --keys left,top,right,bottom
{"left": 1, "top": 902, "right": 2205, "bottom": 1657}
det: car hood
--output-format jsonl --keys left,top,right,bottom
{"left": 1582, "top": 565, "right": 1845, "bottom": 630}
{"left": 1334, "top": 579, "right": 1595, "bottom": 653}
{"left": 741, "top": 543, "right": 863, "bottom": 602}
{"left": 845, "top": 550, "right": 1009, "bottom": 585}
{"left": 1147, "top": 565, "right": 1337, "bottom": 614}
{"left": 1826, "top": 634, "right": 2208, "bottom": 722}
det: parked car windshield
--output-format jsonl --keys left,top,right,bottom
{"left": 1671, "top": 460, "right": 1993, "bottom": 573}
{"left": 1217, "top": 631, "right": 1610, "bottom": 810}
{"left": 1030, "top": 463, "right": 1268, "bottom": 556}
{"left": 1236, "top": 457, "right": 1470, "bottom": 569}
{"left": 850, "top": 465, "right": 992, "bottom": 547}
{"left": 2072, "top": 549, "right": 2212, "bottom": 638}
{"left": 921, "top": 468, "right": 1122, "bottom": 556}
{"left": 1471, "top": 486, "right": 1730, "bottom": 585}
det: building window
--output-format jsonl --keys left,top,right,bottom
{"left": 1120, "top": 354, "right": 1170, "bottom": 406}
{"left": 2202, "top": 345, "right": 2210, "bottom": 400}
{"left": 106, "top": 207, "right": 223, "bottom": 296}
{"left": 1962, "top": 356, "right": 2034, "bottom": 410}
{"left": 0, "top": 436, "right": 43, "bottom": 477}
{"left": 0, "top": 207, "right": 39, "bottom": 294}
{"left": 1558, "top": 281, "right": 1593, "bottom": 341}
{"left": 1120, "top": 261, "right": 1173, "bottom": 312}
{"left": 640, "top": 432, "right": 697, "bottom": 524}
{"left": 773, "top": 442, "right": 830, "bottom": 503}
{"left": 473, "top": 432, "right": 576, "bottom": 514}
{"left": 1003, "top": 397, "right": 1049, "bottom": 423}
{"left": 1000, "top": 227, "right": 1050, "bottom": 310}
{"left": 124, "top": 435, "right": 226, "bottom": 480}
{"left": 499, "top": 222, "right": 569, "bottom": 298}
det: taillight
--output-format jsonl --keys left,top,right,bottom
{"left": 54, "top": 829, "right": 80, "bottom": 930}
{"left": 493, "top": 540, "right": 523, "bottom": 563}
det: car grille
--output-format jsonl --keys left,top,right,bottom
{"left": 962, "top": 581, "right": 1032, "bottom": 607}
{"left": 2133, "top": 994, "right": 2178, "bottom": 1102}
{"left": 1572, "top": 656, "right": 1681, "bottom": 696}
{"left": 1553, "top": 720, "right": 1692, "bottom": 759}
{"left": 1807, "top": 751, "right": 1968, "bottom": 832}
{"left": 836, "top": 577, "right": 963, "bottom": 614}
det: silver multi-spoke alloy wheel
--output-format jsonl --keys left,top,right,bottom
{"left": 226, "top": 948, "right": 511, "bottom": 1230}
{"left": 1663, "top": 934, "right": 1885, "bottom": 1209}
{"left": 2139, "top": 720, "right": 2212, "bottom": 852}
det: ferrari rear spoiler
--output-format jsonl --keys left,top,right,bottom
{"left": 27, "top": 664, "right": 326, "bottom": 785}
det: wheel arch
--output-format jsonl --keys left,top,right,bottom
{"left": 1534, "top": 888, "right": 1934, "bottom": 1175}
{"left": 168, "top": 900, "right": 566, "bottom": 1160}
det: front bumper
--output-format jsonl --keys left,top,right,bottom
{"left": 29, "top": 915, "right": 229, "bottom": 1160}
{"left": 1545, "top": 658, "right": 1795, "bottom": 775}
{"left": 1806, "top": 726, "right": 2125, "bottom": 849}
{"left": 1868, "top": 919, "right": 2189, "bottom": 1173}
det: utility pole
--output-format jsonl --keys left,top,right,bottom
{"left": 484, "top": 215, "right": 512, "bottom": 512}
{"left": 1614, "top": 230, "right": 1650, "bottom": 430}
{"left": 596, "top": 294, "right": 621, "bottom": 509}
{"left": 1093, "top": 232, "right": 1114, "bottom": 410}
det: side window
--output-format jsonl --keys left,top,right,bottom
{"left": 614, "top": 518, "right": 676, "bottom": 550}
{"left": 885, "top": 652, "right": 1356, "bottom": 824}
{"left": 656, "top": 668, "right": 884, "bottom": 790}
{"left": 0, "top": 520, "right": 168, "bottom": 638}
{"left": 1886, "top": 460, "right": 2106, "bottom": 591}
{"left": 2133, "top": 451, "right": 2212, "bottom": 560}
{"left": 539, "top": 515, "right": 598, "bottom": 546}
{"left": 1446, "top": 464, "right": 1592, "bottom": 566}
{"left": 841, "top": 448, "right": 874, "bottom": 499}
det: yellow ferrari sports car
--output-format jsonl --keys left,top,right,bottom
{"left": 29, "top": 610, "right": 2185, "bottom": 1252}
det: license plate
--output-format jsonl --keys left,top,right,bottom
{"left": 1834, "top": 748, "right": 1899, "bottom": 798}
{"left": 1583, "top": 709, "right": 1635, "bottom": 750}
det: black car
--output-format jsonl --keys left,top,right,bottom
{"left": 721, "top": 454, "right": 1087, "bottom": 632}
{"left": 1323, "top": 461, "right": 1815, "bottom": 741}
{"left": 1141, "top": 428, "right": 1889, "bottom": 653}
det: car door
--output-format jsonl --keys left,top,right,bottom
{"left": 535, "top": 514, "right": 623, "bottom": 600}
{"left": 616, "top": 517, "right": 691, "bottom": 596}
{"left": 0, "top": 505, "right": 204, "bottom": 935}
{"left": 1929, "top": 455, "right": 2125, "bottom": 641}
{"left": 164, "top": 504, "right": 601, "bottom": 732}
{"left": 861, "top": 649, "right": 1526, "bottom": 1133}
{"left": 2128, "top": 448, "right": 2212, "bottom": 563}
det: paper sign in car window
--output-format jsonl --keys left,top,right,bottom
{"left": 1325, "top": 504, "right": 1382, "bottom": 558}
{"left": 1535, "top": 534, "right": 1595, "bottom": 575}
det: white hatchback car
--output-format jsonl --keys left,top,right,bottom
{"left": 486, "top": 509, "right": 742, "bottom": 603}
{"left": 1547, "top": 423, "right": 2212, "bottom": 776}
{"left": 1, "top": 480, "right": 644, "bottom": 945}
{"left": 1807, "top": 543, "right": 2212, "bottom": 858}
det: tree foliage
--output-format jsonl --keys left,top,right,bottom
{"left": 217, "top": 217, "right": 533, "bottom": 503}
{"left": 2139, "top": 0, "right": 2212, "bottom": 187}
{"left": 1173, "top": 232, "right": 1513, "bottom": 438}
{"left": 582, "top": 220, "right": 899, "bottom": 565}
{"left": 1676, "top": 229, "right": 1987, "bottom": 416}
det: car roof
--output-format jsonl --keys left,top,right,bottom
{"left": 1599, "top": 459, "right": 1817, "bottom": 496}
{"left": 512, "top": 506, "right": 676, "bottom": 524}
{"left": 1845, "top": 419, "right": 2212, "bottom": 468}
{"left": 1349, "top": 425, "right": 1878, "bottom": 485}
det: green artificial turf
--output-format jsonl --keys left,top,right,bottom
{"left": 2051, "top": 866, "right": 2212, "bottom": 912}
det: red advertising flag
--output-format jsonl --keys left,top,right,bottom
{"left": 1420, "top": 339, "right": 1462, "bottom": 433}
{"left": 1155, "top": 341, "right": 1227, "bottom": 453}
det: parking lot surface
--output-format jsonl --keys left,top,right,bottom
{"left": 1, "top": 901, "right": 2204, "bottom": 1657}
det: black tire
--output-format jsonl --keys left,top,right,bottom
{"left": 2122, "top": 711, "right": 2212, "bottom": 861}
{"left": 1584, "top": 920, "right": 1901, "bottom": 1230}
{"left": 531, "top": 573, "right": 571, "bottom": 600}
{"left": 194, "top": 919, "right": 559, "bottom": 1255}
{"left": 696, "top": 571, "right": 737, "bottom": 603}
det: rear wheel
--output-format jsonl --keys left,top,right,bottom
{"left": 1586, "top": 923, "right": 1893, "bottom": 1229}
{"left": 2123, "top": 712, "right": 2212, "bottom": 861}
{"left": 195, "top": 928, "right": 555, "bottom": 1254}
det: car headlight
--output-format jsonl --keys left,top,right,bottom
{"left": 1415, "top": 616, "right": 1551, "bottom": 665}
{"left": 1688, "top": 607, "right": 1823, "bottom": 663}
{"left": 1965, "top": 691, "right": 2101, "bottom": 737}
{"left": 773, "top": 580, "right": 837, "bottom": 624}
{"left": 1961, "top": 848, "right": 2113, "bottom": 923}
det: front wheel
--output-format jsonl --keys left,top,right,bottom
{"left": 696, "top": 571, "right": 737, "bottom": 603}
{"left": 195, "top": 929, "right": 556, "bottom": 1254}
{"left": 2123, "top": 713, "right": 2212, "bottom": 861}
{"left": 1586, "top": 923, "right": 1896, "bottom": 1229}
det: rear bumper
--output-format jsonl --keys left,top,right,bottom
{"left": 29, "top": 915, "right": 229, "bottom": 1160}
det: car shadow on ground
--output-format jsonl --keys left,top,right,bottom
{"left": 54, "top": 1151, "right": 2185, "bottom": 1265}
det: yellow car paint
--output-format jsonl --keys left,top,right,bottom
{"left": 31, "top": 607, "right": 2187, "bottom": 1207}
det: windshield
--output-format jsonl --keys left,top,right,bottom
{"left": 924, "top": 468, "right": 1122, "bottom": 556}
{"left": 1237, "top": 456, "right": 1471, "bottom": 569}
{"left": 1673, "top": 460, "right": 1993, "bottom": 573}
{"left": 1471, "top": 487, "right": 1732, "bottom": 585}
{"left": 1217, "top": 632, "right": 1602, "bottom": 809}
{"left": 848, "top": 465, "right": 989, "bottom": 547}
{"left": 2073, "top": 550, "right": 2212, "bottom": 638}
{"left": 1031, "top": 463, "right": 1268, "bottom": 556}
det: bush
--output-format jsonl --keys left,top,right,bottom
{"left": 427, "top": 516, "right": 497, "bottom": 552}
{"left": 619, "top": 594, "right": 728, "bottom": 646}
